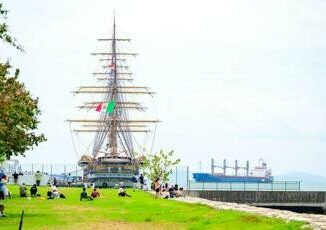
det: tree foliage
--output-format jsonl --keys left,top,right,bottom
{"left": 0, "top": 3, "right": 23, "bottom": 51}
{"left": 0, "top": 2, "right": 45, "bottom": 163}
{"left": 140, "top": 150, "right": 180, "bottom": 183}
{"left": 0, "top": 63, "right": 46, "bottom": 162}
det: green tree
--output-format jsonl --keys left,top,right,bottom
{"left": 140, "top": 150, "right": 180, "bottom": 183}
{"left": 0, "top": 3, "right": 23, "bottom": 50}
{"left": 0, "top": 3, "right": 46, "bottom": 163}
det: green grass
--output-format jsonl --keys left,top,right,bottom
{"left": 0, "top": 185, "right": 309, "bottom": 230}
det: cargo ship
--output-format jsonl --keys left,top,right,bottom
{"left": 193, "top": 158, "right": 273, "bottom": 183}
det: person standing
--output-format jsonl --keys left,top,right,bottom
{"left": 154, "top": 178, "right": 161, "bottom": 199}
{"left": 0, "top": 176, "right": 4, "bottom": 200}
{"left": 131, "top": 174, "right": 138, "bottom": 192}
{"left": 139, "top": 174, "right": 144, "bottom": 189}
{"left": 67, "top": 173, "right": 72, "bottom": 187}
{"left": 34, "top": 171, "right": 42, "bottom": 186}
{"left": 53, "top": 177, "right": 57, "bottom": 187}
{"left": 1, "top": 176, "right": 9, "bottom": 199}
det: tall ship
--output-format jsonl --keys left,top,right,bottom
{"left": 67, "top": 16, "right": 159, "bottom": 187}
{"left": 193, "top": 158, "right": 273, "bottom": 183}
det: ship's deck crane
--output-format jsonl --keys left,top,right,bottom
{"left": 211, "top": 158, "right": 249, "bottom": 176}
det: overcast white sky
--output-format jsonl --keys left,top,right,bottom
{"left": 1, "top": 0, "right": 326, "bottom": 176}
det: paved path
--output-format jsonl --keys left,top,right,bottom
{"left": 176, "top": 196, "right": 326, "bottom": 230}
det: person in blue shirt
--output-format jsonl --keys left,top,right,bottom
{"left": 0, "top": 174, "right": 6, "bottom": 200}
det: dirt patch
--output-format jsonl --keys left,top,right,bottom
{"left": 50, "top": 221, "right": 184, "bottom": 230}
{"left": 53, "top": 205, "right": 97, "bottom": 212}
{"left": 240, "top": 215, "right": 262, "bottom": 223}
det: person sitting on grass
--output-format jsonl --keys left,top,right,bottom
{"left": 91, "top": 188, "right": 100, "bottom": 199}
{"left": 175, "top": 187, "right": 184, "bottom": 197}
{"left": 52, "top": 189, "right": 60, "bottom": 198}
{"left": 161, "top": 189, "right": 170, "bottom": 199}
{"left": 19, "top": 183, "right": 27, "bottom": 197}
{"left": 47, "top": 190, "right": 54, "bottom": 199}
{"left": 47, "top": 184, "right": 54, "bottom": 199}
{"left": 80, "top": 188, "right": 93, "bottom": 201}
{"left": 0, "top": 204, "right": 6, "bottom": 217}
{"left": 47, "top": 185, "right": 66, "bottom": 199}
{"left": 118, "top": 187, "right": 131, "bottom": 197}
{"left": 30, "top": 184, "right": 38, "bottom": 197}
{"left": 54, "top": 188, "right": 66, "bottom": 199}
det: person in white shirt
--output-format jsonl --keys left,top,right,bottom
{"left": 117, "top": 187, "right": 131, "bottom": 197}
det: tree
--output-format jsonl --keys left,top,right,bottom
{"left": 0, "top": 3, "right": 23, "bottom": 51}
{"left": 0, "top": 3, "right": 46, "bottom": 163}
{"left": 140, "top": 150, "right": 180, "bottom": 183}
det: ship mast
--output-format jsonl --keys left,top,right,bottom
{"left": 67, "top": 16, "right": 159, "bottom": 166}
{"left": 110, "top": 14, "right": 118, "bottom": 156}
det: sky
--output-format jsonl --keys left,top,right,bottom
{"left": 1, "top": 0, "right": 326, "bottom": 176}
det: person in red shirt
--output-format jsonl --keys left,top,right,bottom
{"left": 91, "top": 188, "right": 100, "bottom": 199}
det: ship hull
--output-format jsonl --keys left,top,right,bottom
{"left": 82, "top": 156, "right": 138, "bottom": 188}
{"left": 193, "top": 173, "right": 273, "bottom": 183}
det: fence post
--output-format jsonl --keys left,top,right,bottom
{"left": 186, "top": 166, "right": 189, "bottom": 193}
{"left": 76, "top": 165, "right": 78, "bottom": 178}
{"left": 285, "top": 181, "right": 287, "bottom": 191}
{"left": 323, "top": 192, "right": 326, "bottom": 211}
{"left": 202, "top": 180, "right": 204, "bottom": 191}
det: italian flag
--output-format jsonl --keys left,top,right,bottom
{"left": 106, "top": 100, "right": 116, "bottom": 114}
{"left": 95, "top": 100, "right": 116, "bottom": 115}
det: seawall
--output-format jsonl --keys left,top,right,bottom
{"left": 187, "top": 190, "right": 326, "bottom": 213}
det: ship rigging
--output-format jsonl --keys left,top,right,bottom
{"left": 67, "top": 16, "right": 159, "bottom": 187}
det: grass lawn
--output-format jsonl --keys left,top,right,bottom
{"left": 0, "top": 185, "right": 309, "bottom": 230}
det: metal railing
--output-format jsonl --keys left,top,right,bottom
{"left": 2, "top": 163, "right": 84, "bottom": 178}
{"left": 188, "top": 180, "right": 301, "bottom": 192}
{"left": 1, "top": 163, "right": 303, "bottom": 192}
